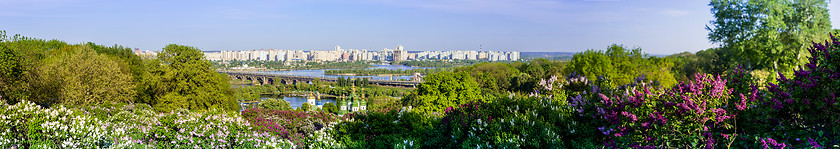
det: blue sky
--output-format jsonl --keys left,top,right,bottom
{"left": 1, "top": 0, "right": 839, "bottom": 55}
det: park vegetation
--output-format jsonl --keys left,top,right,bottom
{"left": 1, "top": 0, "right": 839, "bottom": 148}
{"left": 0, "top": 31, "right": 235, "bottom": 112}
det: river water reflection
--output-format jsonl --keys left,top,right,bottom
{"left": 237, "top": 65, "right": 427, "bottom": 110}
{"left": 260, "top": 95, "right": 336, "bottom": 109}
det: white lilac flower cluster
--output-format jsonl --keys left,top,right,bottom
{"left": 0, "top": 100, "right": 294, "bottom": 148}
{"left": 307, "top": 122, "right": 342, "bottom": 149}
{"left": 394, "top": 138, "right": 418, "bottom": 149}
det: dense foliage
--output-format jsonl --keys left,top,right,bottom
{"left": 0, "top": 31, "right": 238, "bottom": 113}
{"left": 707, "top": 0, "right": 831, "bottom": 72}
{"left": 34, "top": 45, "right": 136, "bottom": 106}
{"left": 321, "top": 35, "right": 840, "bottom": 148}
{"left": 565, "top": 44, "right": 677, "bottom": 87}
{"left": 335, "top": 77, "right": 368, "bottom": 88}
{"left": 258, "top": 98, "right": 293, "bottom": 111}
{"left": 139, "top": 44, "right": 237, "bottom": 112}
{"left": 667, "top": 48, "right": 732, "bottom": 82}
{"left": 403, "top": 71, "right": 482, "bottom": 116}
{"left": 0, "top": 32, "right": 143, "bottom": 106}
{"left": 0, "top": 101, "right": 294, "bottom": 148}
{"left": 745, "top": 34, "right": 840, "bottom": 146}
{"left": 240, "top": 108, "right": 342, "bottom": 147}
{"left": 1, "top": 0, "right": 839, "bottom": 146}
{"left": 455, "top": 62, "right": 521, "bottom": 97}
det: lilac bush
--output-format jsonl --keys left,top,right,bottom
{"left": 240, "top": 108, "right": 341, "bottom": 147}
{"left": 765, "top": 34, "right": 840, "bottom": 126}
{"left": 710, "top": 34, "right": 840, "bottom": 148}
{"left": 597, "top": 73, "right": 737, "bottom": 148}
{"left": 0, "top": 100, "right": 294, "bottom": 148}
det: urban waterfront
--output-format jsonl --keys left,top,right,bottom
{"left": 254, "top": 64, "right": 432, "bottom": 81}
{"left": 232, "top": 65, "right": 413, "bottom": 110}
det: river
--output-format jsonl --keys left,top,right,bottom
{"left": 256, "top": 64, "right": 433, "bottom": 81}
{"left": 236, "top": 64, "right": 426, "bottom": 110}
{"left": 260, "top": 95, "right": 337, "bottom": 109}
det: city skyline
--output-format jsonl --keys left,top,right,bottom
{"left": 2, "top": 1, "right": 840, "bottom": 55}
{"left": 134, "top": 45, "right": 522, "bottom": 62}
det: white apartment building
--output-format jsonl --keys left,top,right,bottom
{"left": 203, "top": 46, "right": 519, "bottom": 62}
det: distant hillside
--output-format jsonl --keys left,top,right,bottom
{"left": 520, "top": 52, "right": 575, "bottom": 61}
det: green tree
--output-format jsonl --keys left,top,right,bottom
{"left": 510, "top": 72, "right": 534, "bottom": 93}
{"left": 258, "top": 98, "right": 292, "bottom": 111}
{"left": 323, "top": 102, "right": 337, "bottom": 114}
{"left": 140, "top": 44, "right": 236, "bottom": 112}
{"left": 362, "top": 78, "right": 369, "bottom": 87}
{"left": 404, "top": 71, "right": 481, "bottom": 116}
{"left": 34, "top": 46, "right": 136, "bottom": 106}
{"left": 313, "top": 78, "right": 321, "bottom": 87}
{"left": 668, "top": 47, "right": 734, "bottom": 81}
{"left": 455, "top": 62, "right": 520, "bottom": 96}
{"left": 565, "top": 49, "right": 615, "bottom": 83}
{"left": 0, "top": 44, "right": 30, "bottom": 103}
{"left": 301, "top": 102, "right": 311, "bottom": 111}
{"left": 337, "top": 77, "right": 346, "bottom": 87}
{"left": 565, "top": 45, "right": 676, "bottom": 87}
{"left": 0, "top": 31, "right": 51, "bottom": 104}
{"left": 707, "top": 0, "right": 831, "bottom": 72}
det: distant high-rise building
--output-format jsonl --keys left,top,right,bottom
{"left": 467, "top": 51, "right": 478, "bottom": 60}
{"left": 341, "top": 52, "right": 350, "bottom": 61}
{"left": 478, "top": 51, "right": 488, "bottom": 59}
{"left": 393, "top": 45, "right": 407, "bottom": 64}
{"left": 203, "top": 46, "right": 518, "bottom": 63}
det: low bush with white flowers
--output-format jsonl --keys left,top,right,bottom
{"left": 0, "top": 100, "right": 295, "bottom": 148}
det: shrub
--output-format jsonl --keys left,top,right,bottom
{"left": 596, "top": 73, "right": 736, "bottom": 148}
{"left": 0, "top": 101, "right": 293, "bottom": 148}
{"left": 241, "top": 108, "right": 341, "bottom": 147}
{"left": 756, "top": 33, "right": 840, "bottom": 147}
{"left": 258, "top": 98, "right": 292, "bottom": 111}
{"left": 403, "top": 71, "right": 482, "bottom": 117}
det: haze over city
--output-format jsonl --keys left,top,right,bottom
{"left": 2, "top": 0, "right": 840, "bottom": 54}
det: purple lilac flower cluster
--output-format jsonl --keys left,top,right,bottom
{"left": 763, "top": 33, "right": 840, "bottom": 128}
{"left": 241, "top": 108, "right": 340, "bottom": 145}
{"left": 760, "top": 137, "right": 787, "bottom": 149}
{"left": 597, "top": 73, "right": 736, "bottom": 148}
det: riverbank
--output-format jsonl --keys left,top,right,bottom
{"left": 328, "top": 73, "right": 408, "bottom": 76}
{"left": 324, "top": 67, "right": 452, "bottom": 76}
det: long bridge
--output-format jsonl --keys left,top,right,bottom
{"left": 221, "top": 71, "right": 421, "bottom": 88}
